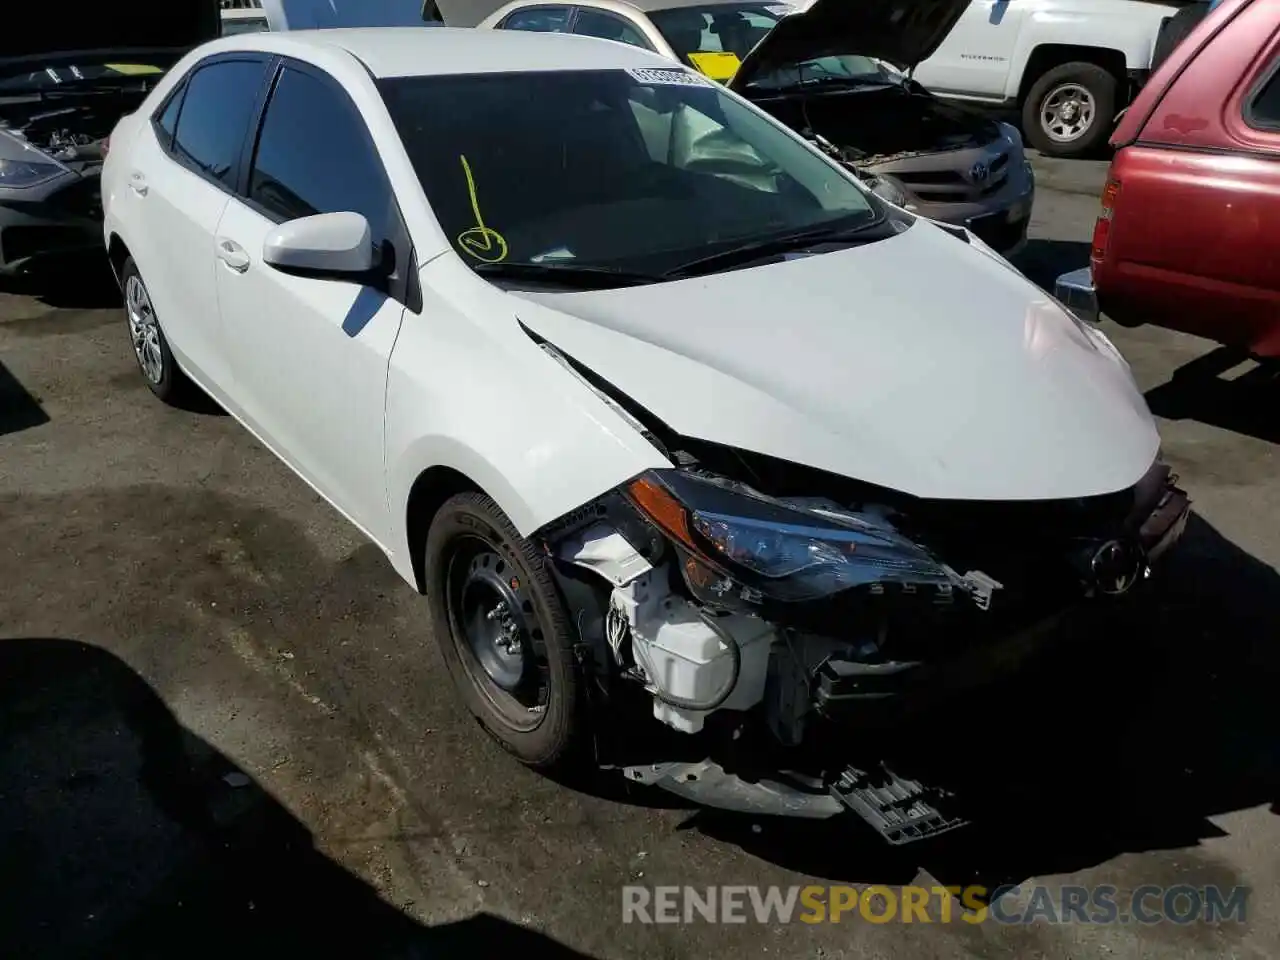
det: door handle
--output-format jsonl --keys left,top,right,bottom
{"left": 128, "top": 172, "right": 148, "bottom": 196}
{"left": 216, "top": 237, "right": 250, "bottom": 273}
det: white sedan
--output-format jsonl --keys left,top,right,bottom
{"left": 101, "top": 26, "right": 1187, "bottom": 840}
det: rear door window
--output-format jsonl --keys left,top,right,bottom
{"left": 1247, "top": 63, "right": 1280, "bottom": 130}
{"left": 153, "top": 81, "right": 187, "bottom": 150}
{"left": 571, "top": 9, "right": 652, "bottom": 49}
{"left": 500, "top": 6, "right": 572, "bottom": 31}
{"left": 169, "top": 58, "right": 270, "bottom": 188}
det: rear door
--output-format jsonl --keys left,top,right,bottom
{"left": 122, "top": 55, "right": 271, "bottom": 395}
{"left": 213, "top": 60, "right": 414, "bottom": 539}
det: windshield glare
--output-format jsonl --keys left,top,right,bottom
{"left": 378, "top": 68, "right": 878, "bottom": 276}
{"left": 647, "top": 3, "right": 897, "bottom": 90}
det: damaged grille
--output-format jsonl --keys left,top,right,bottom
{"left": 896, "top": 151, "right": 1009, "bottom": 203}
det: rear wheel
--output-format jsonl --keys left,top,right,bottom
{"left": 121, "top": 257, "right": 190, "bottom": 404}
{"left": 423, "top": 492, "right": 585, "bottom": 770}
{"left": 1023, "top": 62, "right": 1118, "bottom": 158}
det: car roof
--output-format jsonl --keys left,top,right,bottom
{"left": 208, "top": 25, "right": 673, "bottom": 77}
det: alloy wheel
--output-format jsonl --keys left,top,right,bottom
{"left": 125, "top": 274, "right": 164, "bottom": 385}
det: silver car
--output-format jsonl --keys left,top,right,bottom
{"left": 478, "top": 0, "right": 1035, "bottom": 255}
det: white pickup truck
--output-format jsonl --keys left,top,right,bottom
{"left": 438, "top": 0, "right": 1189, "bottom": 157}
{"left": 912, "top": 0, "right": 1188, "bottom": 157}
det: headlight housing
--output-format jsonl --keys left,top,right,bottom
{"left": 0, "top": 155, "right": 65, "bottom": 189}
{"left": 625, "top": 469, "right": 956, "bottom": 603}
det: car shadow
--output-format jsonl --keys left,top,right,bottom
{"left": 644, "top": 512, "right": 1280, "bottom": 896}
{"left": 0, "top": 360, "right": 50, "bottom": 436}
{"left": 0, "top": 637, "right": 600, "bottom": 960}
{"left": 1009, "top": 238, "right": 1091, "bottom": 292}
{"left": 1145, "top": 347, "right": 1280, "bottom": 445}
{"left": 0, "top": 251, "right": 122, "bottom": 309}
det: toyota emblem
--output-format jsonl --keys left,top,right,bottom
{"left": 1089, "top": 539, "right": 1145, "bottom": 596}
{"left": 969, "top": 160, "right": 989, "bottom": 184}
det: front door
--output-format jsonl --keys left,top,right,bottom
{"left": 214, "top": 61, "right": 411, "bottom": 541}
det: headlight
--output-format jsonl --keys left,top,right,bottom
{"left": 0, "top": 156, "right": 65, "bottom": 188}
{"left": 998, "top": 121, "right": 1022, "bottom": 145}
{"left": 626, "top": 470, "right": 954, "bottom": 602}
{"left": 865, "top": 174, "right": 910, "bottom": 209}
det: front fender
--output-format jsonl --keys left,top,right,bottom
{"left": 383, "top": 257, "right": 670, "bottom": 587}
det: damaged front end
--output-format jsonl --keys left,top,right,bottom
{"left": 536, "top": 433, "right": 1189, "bottom": 843}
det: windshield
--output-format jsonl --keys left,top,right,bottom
{"left": 378, "top": 68, "right": 879, "bottom": 277}
{"left": 647, "top": 2, "right": 898, "bottom": 89}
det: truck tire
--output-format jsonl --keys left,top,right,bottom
{"left": 1023, "top": 61, "right": 1118, "bottom": 159}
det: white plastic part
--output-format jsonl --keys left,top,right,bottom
{"left": 263, "top": 211, "right": 373, "bottom": 275}
{"left": 612, "top": 571, "right": 775, "bottom": 734}
{"left": 557, "top": 522, "right": 653, "bottom": 586}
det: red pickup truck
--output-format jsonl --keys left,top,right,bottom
{"left": 1055, "top": 0, "right": 1280, "bottom": 357}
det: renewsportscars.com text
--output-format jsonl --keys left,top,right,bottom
{"left": 621, "top": 884, "right": 1249, "bottom": 925}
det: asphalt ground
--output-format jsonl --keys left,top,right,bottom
{"left": 1, "top": 153, "right": 1277, "bottom": 959}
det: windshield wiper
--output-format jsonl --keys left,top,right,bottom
{"left": 662, "top": 220, "right": 885, "bottom": 279}
{"left": 471, "top": 261, "right": 664, "bottom": 288}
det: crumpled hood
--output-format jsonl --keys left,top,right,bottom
{"left": 0, "top": 2, "right": 220, "bottom": 65}
{"left": 731, "top": 0, "right": 971, "bottom": 90}
{"left": 511, "top": 222, "right": 1160, "bottom": 502}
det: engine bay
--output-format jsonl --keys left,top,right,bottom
{"left": 748, "top": 85, "right": 1005, "bottom": 168}
{"left": 0, "top": 87, "right": 154, "bottom": 171}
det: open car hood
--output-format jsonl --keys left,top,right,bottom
{"left": 0, "top": 2, "right": 220, "bottom": 63}
{"left": 729, "top": 0, "right": 972, "bottom": 91}
{"left": 510, "top": 222, "right": 1160, "bottom": 503}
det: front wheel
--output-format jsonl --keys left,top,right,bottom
{"left": 1022, "top": 62, "right": 1118, "bottom": 158}
{"left": 422, "top": 492, "right": 586, "bottom": 770}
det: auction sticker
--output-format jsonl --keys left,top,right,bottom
{"left": 625, "top": 66, "right": 711, "bottom": 86}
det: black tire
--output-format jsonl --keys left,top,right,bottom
{"left": 120, "top": 256, "right": 191, "bottom": 404}
{"left": 1152, "top": 4, "right": 1210, "bottom": 72}
{"left": 423, "top": 491, "right": 585, "bottom": 770}
{"left": 1022, "top": 61, "right": 1118, "bottom": 158}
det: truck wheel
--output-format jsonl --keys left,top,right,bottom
{"left": 422, "top": 492, "right": 586, "bottom": 771}
{"left": 1023, "top": 62, "right": 1118, "bottom": 158}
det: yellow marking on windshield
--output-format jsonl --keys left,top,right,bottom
{"left": 456, "top": 154, "right": 509, "bottom": 263}
{"left": 687, "top": 51, "right": 741, "bottom": 82}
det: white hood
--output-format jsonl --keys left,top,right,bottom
{"left": 512, "top": 222, "right": 1160, "bottom": 502}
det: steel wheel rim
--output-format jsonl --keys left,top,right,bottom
{"left": 445, "top": 537, "right": 550, "bottom": 732}
{"left": 1040, "top": 83, "right": 1096, "bottom": 143}
{"left": 125, "top": 274, "right": 164, "bottom": 384}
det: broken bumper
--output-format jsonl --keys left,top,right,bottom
{"left": 1055, "top": 266, "right": 1100, "bottom": 324}
{"left": 0, "top": 173, "right": 104, "bottom": 276}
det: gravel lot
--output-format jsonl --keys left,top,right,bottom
{"left": 2, "top": 154, "right": 1277, "bottom": 960}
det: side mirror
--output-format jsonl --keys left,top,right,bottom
{"left": 263, "top": 212, "right": 376, "bottom": 281}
